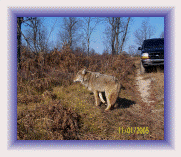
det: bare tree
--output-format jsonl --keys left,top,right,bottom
{"left": 160, "top": 31, "right": 164, "bottom": 38}
{"left": 17, "top": 17, "right": 24, "bottom": 69}
{"left": 128, "top": 45, "right": 140, "bottom": 56}
{"left": 134, "top": 18, "right": 156, "bottom": 46}
{"left": 59, "top": 17, "right": 81, "bottom": 49}
{"left": 37, "top": 27, "right": 48, "bottom": 52}
{"left": 83, "top": 17, "right": 100, "bottom": 56}
{"left": 120, "top": 17, "right": 130, "bottom": 52}
{"left": 109, "top": 17, "right": 116, "bottom": 55}
{"left": 103, "top": 17, "right": 116, "bottom": 55}
{"left": 23, "top": 17, "right": 47, "bottom": 53}
{"left": 104, "top": 17, "right": 131, "bottom": 55}
{"left": 115, "top": 17, "right": 120, "bottom": 54}
{"left": 120, "top": 17, "right": 131, "bottom": 52}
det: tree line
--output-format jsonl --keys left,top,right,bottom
{"left": 17, "top": 17, "right": 164, "bottom": 68}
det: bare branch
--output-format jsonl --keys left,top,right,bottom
{"left": 134, "top": 18, "right": 156, "bottom": 46}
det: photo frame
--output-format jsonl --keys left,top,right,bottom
{"left": 7, "top": 6, "right": 175, "bottom": 150}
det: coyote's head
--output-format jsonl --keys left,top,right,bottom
{"left": 73, "top": 69, "right": 87, "bottom": 83}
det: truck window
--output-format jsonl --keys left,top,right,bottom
{"left": 143, "top": 39, "right": 164, "bottom": 49}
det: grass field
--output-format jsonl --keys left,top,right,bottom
{"left": 17, "top": 47, "right": 164, "bottom": 140}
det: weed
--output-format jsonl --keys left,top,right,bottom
{"left": 17, "top": 47, "right": 163, "bottom": 140}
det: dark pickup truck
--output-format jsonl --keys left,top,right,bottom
{"left": 138, "top": 38, "right": 164, "bottom": 73}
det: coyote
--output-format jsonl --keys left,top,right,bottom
{"left": 73, "top": 69, "right": 121, "bottom": 111}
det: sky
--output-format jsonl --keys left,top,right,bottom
{"left": 22, "top": 17, "right": 164, "bottom": 54}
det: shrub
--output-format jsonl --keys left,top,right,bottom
{"left": 17, "top": 101, "right": 80, "bottom": 140}
{"left": 18, "top": 47, "right": 136, "bottom": 96}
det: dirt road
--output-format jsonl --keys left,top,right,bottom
{"left": 136, "top": 69, "right": 154, "bottom": 106}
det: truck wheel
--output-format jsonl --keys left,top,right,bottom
{"left": 140, "top": 61, "right": 145, "bottom": 74}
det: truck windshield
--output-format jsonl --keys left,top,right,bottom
{"left": 143, "top": 39, "right": 164, "bottom": 49}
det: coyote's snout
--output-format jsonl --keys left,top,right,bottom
{"left": 74, "top": 69, "right": 121, "bottom": 111}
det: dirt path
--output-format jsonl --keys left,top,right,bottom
{"left": 136, "top": 69, "right": 154, "bottom": 106}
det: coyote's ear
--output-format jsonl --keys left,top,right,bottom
{"left": 82, "top": 69, "right": 87, "bottom": 75}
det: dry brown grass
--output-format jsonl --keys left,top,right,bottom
{"left": 132, "top": 62, "right": 164, "bottom": 140}
{"left": 17, "top": 100, "right": 80, "bottom": 140}
{"left": 17, "top": 47, "right": 164, "bottom": 140}
{"left": 141, "top": 67, "right": 164, "bottom": 109}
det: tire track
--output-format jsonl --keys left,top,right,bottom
{"left": 136, "top": 70, "right": 154, "bottom": 106}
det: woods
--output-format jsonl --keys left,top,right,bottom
{"left": 17, "top": 17, "right": 160, "bottom": 70}
{"left": 17, "top": 17, "right": 137, "bottom": 69}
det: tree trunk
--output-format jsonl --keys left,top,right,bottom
{"left": 17, "top": 17, "right": 23, "bottom": 69}
{"left": 120, "top": 17, "right": 130, "bottom": 53}
{"left": 87, "top": 38, "right": 90, "bottom": 56}
{"left": 115, "top": 17, "right": 120, "bottom": 55}
{"left": 33, "top": 17, "right": 38, "bottom": 53}
{"left": 111, "top": 17, "right": 116, "bottom": 55}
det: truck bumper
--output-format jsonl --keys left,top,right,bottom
{"left": 142, "top": 59, "right": 164, "bottom": 67}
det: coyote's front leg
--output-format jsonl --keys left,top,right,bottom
{"left": 94, "top": 90, "right": 100, "bottom": 106}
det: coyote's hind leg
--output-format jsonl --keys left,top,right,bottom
{"left": 105, "top": 90, "right": 118, "bottom": 111}
{"left": 99, "top": 92, "right": 106, "bottom": 104}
